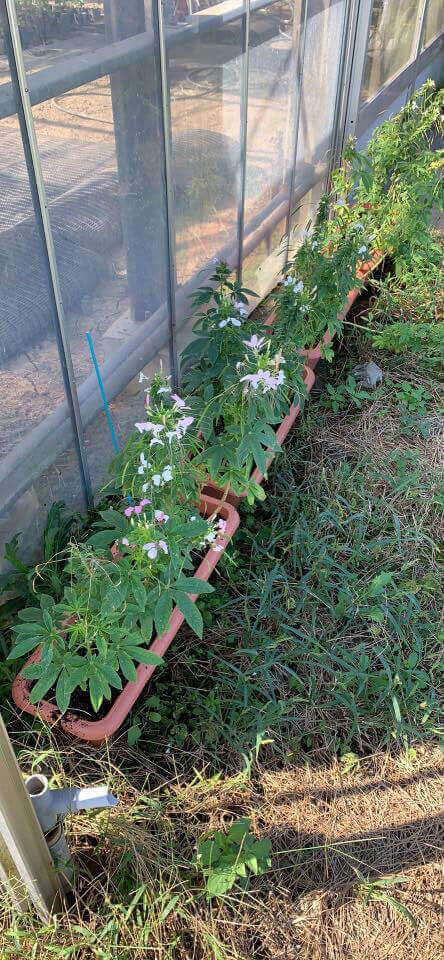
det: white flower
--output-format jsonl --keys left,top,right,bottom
{"left": 217, "top": 519, "right": 227, "bottom": 533}
{"left": 138, "top": 452, "right": 150, "bottom": 475}
{"left": 121, "top": 538, "right": 129, "bottom": 546}
{"left": 243, "top": 334, "right": 266, "bottom": 350}
{"left": 234, "top": 301, "right": 248, "bottom": 317}
{"left": 143, "top": 542, "right": 158, "bottom": 559}
{"left": 353, "top": 222, "right": 364, "bottom": 231}
{"left": 219, "top": 316, "right": 242, "bottom": 328}
{"left": 155, "top": 510, "right": 169, "bottom": 523}
{"left": 152, "top": 475, "right": 162, "bottom": 487}
{"left": 142, "top": 540, "right": 168, "bottom": 559}
{"left": 139, "top": 371, "right": 149, "bottom": 383}
{"left": 411, "top": 100, "right": 418, "bottom": 112}
{"left": 311, "top": 240, "right": 318, "bottom": 249}
{"left": 213, "top": 544, "right": 223, "bottom": 553}
{"left": 157, "top": 385, "right": 170, "bottom": 394}
{"left": 150, "top": 437, "right": 164, "bottom": 447}
{"left": 358, "top": 245, "right": 367, "bottom": 255}
{"left": 283, "top": 277, "right": 303, "bottom": 294}
{"left": 206, "top": 531, "right": 216, "bottom": 543}
{"left": 162, "top": 466, "right": 173, "bottom": 482}
{"left": 190, "top": 515, "right": 196, "bottom": 521}
{"left": 135, "top": 421, "right": 164, "bottom": 435}
{"left": 166, "top": 430, "right": 177, "bottom": 442}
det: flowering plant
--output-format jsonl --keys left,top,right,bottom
{"left": 7, "top": 493, "right": 228, "bottom": 714}
{"left": 110, "top": 372, "right": 205, "bottom": 507}
{"left": 274, "top": 215, "right": 374, "bottom": 352}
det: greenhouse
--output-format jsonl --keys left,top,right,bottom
{"left": 0, "top": 0, "right": 443, "bottom": 956}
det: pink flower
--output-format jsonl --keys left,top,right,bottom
{"left": 124, "top": 506, "right": 133, "bottom": 518}
{"left": 155, "top": 510, "right": 169, "bottom": 523}
{"left": 243, "top": 334, "right": 265, "bottom": 351}
{"left": 177, "top": 416, "right": 194, "bottom": 435}
{"left": 171, "top": 394, "right": 190, "bottom": 410}
{"left": 158, "top": 540, "right": 169, "bottom": 555}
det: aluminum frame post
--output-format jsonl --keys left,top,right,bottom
{"left": 1, "top": 0, "right": 92, "bottom": 511}
{"left": 0, "top": 714, "right": 62, "bottom": 919}
{"left": 336, "top": 0, "right": 374, "bottom": 154}
{"left": 284, "top": 0, "right": 309, "bottom": 266}
{"left": 236, "top": 0, "right": 251, "bottom": 284}
{"left": 406, "top": 0, "right": 430, "bottom": 101}
{"left": 155, "top": 0, "right": 180, "bottom": 390}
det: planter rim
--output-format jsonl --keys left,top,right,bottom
{"left": 12, "top": 494, "right": 240, "bottom": 744}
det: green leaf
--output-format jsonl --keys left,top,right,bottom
{"left": 17, "top": 607, "right": 44, "bottom": 623}
{"left": 127, "top": 724, "right": 142, "bottom": 746}
{"left": 118, "top": 652, "right": 138, "bottom": 683}
{"left": 99, "top": 663, "right": 123, "bottom": 690}
{"left": 89, "top": 674, "right": 105, "bottom": 713}
{"left": 175, "top": 576, "right": 214, "bottom": 596}
{"left": 149, "top": 712, "right": 162, "bottom": 723}
{"left": 125, "top": 647, "right": 164, "bottom": 667}
{"left": 174, "top": 593, "right": 203, "bottom": 638}
{"left": 55, "top": 671, "right": 71, "bottom": 714}
{"left": 29, "top": 669, "right": 60, "bottom": 704}
{"left": 132, "top": 579, "right": 147, "bottom": 611}
{"left": 206, "top": 864, "right": 237, "bottom": 898}
{"left": 154, "top": 592, "right": 173, "bottom": 636}
{"left": 7, "top": 636, "right": 44, "bottom": 660}
{"left": 227, "top": 818, "right": 251, "bottom": 844}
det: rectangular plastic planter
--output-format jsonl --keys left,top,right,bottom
{"left": 203, "top": 364, "right": 315, "bottom": 508}
{"left": 12, "top": 494, "right": 240, "bottom": 744}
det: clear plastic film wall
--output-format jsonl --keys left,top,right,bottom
{"left": 0, "top": 0, "right": 442, "bottom": 564}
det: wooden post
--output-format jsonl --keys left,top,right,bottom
{"left": 0, "top": 713, "right": 62, "bottom": 920}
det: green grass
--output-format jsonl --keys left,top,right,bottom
{"left": 0, "top": 301, "right": 443, "bottom": 958}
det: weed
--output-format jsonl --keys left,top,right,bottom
{"left": 194, "top": 818, "right": 272, "bottom": 899}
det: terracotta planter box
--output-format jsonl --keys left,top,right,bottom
{"left": 204, "top": 364, "right": 315, "bottom": 507}
{"left": 12, "top": 494, "right": 240, "bottom": 744}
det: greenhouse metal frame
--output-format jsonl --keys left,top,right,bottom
{"left": 0, "top": 0, "right": 442, "bottom": 559}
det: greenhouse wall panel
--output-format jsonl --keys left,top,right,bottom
{"left": 0, "top": 0, "right": 442, "bottom": 564}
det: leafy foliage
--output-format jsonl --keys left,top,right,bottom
{"left": 194, "top": 818, "right": 272, "bottom": 898}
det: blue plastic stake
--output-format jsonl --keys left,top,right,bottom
{"left": 86, "top": 332, "right": 120, "bottom": 454}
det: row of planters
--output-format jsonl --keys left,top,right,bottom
{"left": 1, "top": 2, "right": 103, "bottom": 50}
{"left": 9, "top": 80, "right": 443, "bottom": 744}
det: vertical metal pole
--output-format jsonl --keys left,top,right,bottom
{"left": 0, "top": 714, "right": 62, "bottom": 919}
{"left": 339, "top": 0, "right": 374, "bottom": 149}
{"left": 406, "top": 0, "right": 429, "bottom": 101}
{"left": 236, "top": 0, "right": 251, "bottom": 285}
{"left": 1, "top": 0, "right": 92, "bottom": 510}
{"left": 326, "top": 0, "right": 356, "bottom": 189}
{"left": 155, "top": 0, "right": 180, "bottom": 390}
{"left": 284, "top": 0, "right": 308, "bottom": 266}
